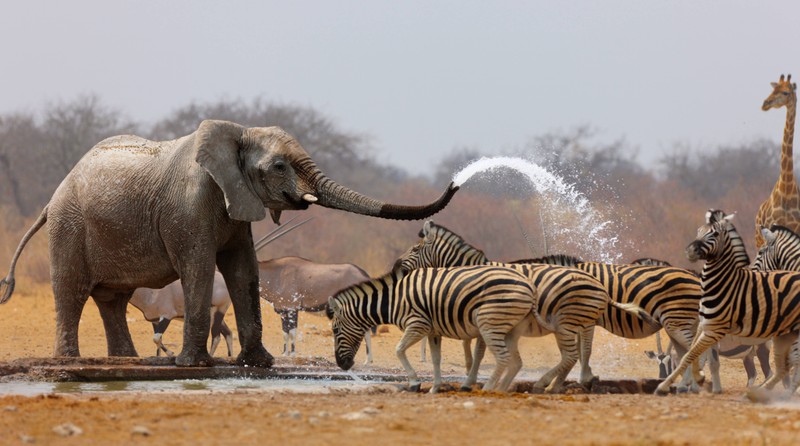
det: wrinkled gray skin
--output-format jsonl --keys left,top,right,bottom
{"left": 0, "top": 120, "right": 458, "bottom": 367}
{"left": 258, "top": 256, "right": 371, "bottom": 359}
{"left": 131, "top": 270, "right": 233, "bottom": 358}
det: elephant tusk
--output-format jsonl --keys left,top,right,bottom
{"left": 302, "top": 194, "right": 318, "bottom": 203}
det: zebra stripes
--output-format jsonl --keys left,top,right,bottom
{"left": 655, "top": 210, "right": 800, "bottom": 395}
{"left": 513, "top": 253, "right": 713, "bottom": 391}
{"left": 326, "top": 265, "right": 537, "bottom": 393}
{"left": 394, "top": 220, "right": 634, "bottom": 393}
{"left": 754, "top": 225, "right": 800, "bottom": 272}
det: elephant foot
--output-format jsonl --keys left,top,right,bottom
{"left": 237, "top": 345, "right": 274, "bottom": 368}
{"left": 108, "top": 345, "right": 139, "bottom": 357}
{"left": 176, "top": 349, "right": 215, "bottom": 367}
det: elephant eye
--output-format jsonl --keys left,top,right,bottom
{"left": 273, "top": 161, "right": 287, "bottom": 173}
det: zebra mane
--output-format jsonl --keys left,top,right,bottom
{"left": 425, "top": 222, "right": 488, "bottom": 260}
{"left": 509, "top": 254, "right": 583, "bottom": 266}
{"left": 768, "top": 225, "right": 800, "bottom": 238}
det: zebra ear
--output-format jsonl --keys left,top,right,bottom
{"left": 723, "top": 213, "right": 735, "bottom": 223}
{"left": 422, "top": 220, "right": 433, "bottom": 236}
{"left": 762, "top": 227, "right": 776, "bottom": 243}
{"left": 327, "top": 297, "right": 341, "bottom": 318}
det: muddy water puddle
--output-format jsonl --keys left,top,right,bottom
{"left": 0, "top": 377, "right": 395, "bottom": 397}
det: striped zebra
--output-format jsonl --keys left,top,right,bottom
{"left": 655, "top": 210, "right": 800, "bottom": 395}
{"left": 630, "top": 257, "right": 774, "bottom": 388}
{"left": 326, "top": 265, "right": 538, "bottom": 393}
{"left": 754, "top": 225, "right": 800, "bottom": 271}
{"left": 513, "top": 254, "right": 714, "bottom": 392}
{"left": 394, "top": 221, "right": 649, "bottom": 393}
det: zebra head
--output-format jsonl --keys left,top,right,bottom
{"left": 326, "top": 293, "right": 368, "bottom": 371}
{"left": 686, "top": 210, "right": 735, "bottom": 262}
{"left": 394, "top": 220, "right": 487, "bottom": 273}
{"left": 753, "top": 225, "right": 800, "bottom": 272}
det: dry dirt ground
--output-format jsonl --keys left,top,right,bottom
{"left": 1, "top": 283, "right": 800, "bottom": 445}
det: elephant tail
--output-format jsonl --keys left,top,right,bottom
{"left": 1, "top": 206, "right": 48, "bottom": 304}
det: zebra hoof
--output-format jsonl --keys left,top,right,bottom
{"left": 654, "top": 386, "right": 671, "bottom": 396}
{"left": 407, "top": 384, "right": 421, "bottom": 393}
{"left": 459, "top": 385, "right": 473, "bottom": 392}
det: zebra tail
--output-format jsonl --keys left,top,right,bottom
{"left": 610, "top": 301, "right": 658, "bottom": 326}
{"left": 531, "top": 308, "right": 556, "bottom": 333}
{"left": 0, "top": 206, "right": 48, "bottom": 304}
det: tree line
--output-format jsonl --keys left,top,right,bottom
{"left": 0, "top": 95, "right": 783, "bottom": 284}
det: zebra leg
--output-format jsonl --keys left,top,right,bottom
{"left": 757, "top": 342, "right": 774, "bottom": 383}
{"left": 428, "top": 335, "right": 443, "bottom": 393}
{"left": 742, "top": 349, "right": 757, "bottom": 387}
{"left": 655, "top": 330, "right": 722, "bottom": 395}
{"left": 498, "top": 325, "right": 526, "bottom": 392}
{"left": 461, "top": 337, "right": 486, "bottom": 391}
{"left": 707, "top": 346, "right": 722, "bottom": 393}
{"left": 420, "top": 339, "right": 426, "bottom": 363}
{"left": 535, "top": 327, "right": 580, "bottom": 393}
{"left": 666, "top": 327, "right": 703, "bottom": 392}
{"left": 395, "top": 326, "right": 428, "bottom": 392}
{"left": 762, "top": 333, "right": 795, "bottom": 390}
{"left": 363, "top": 329, "right": 373, "bottom": 366}
{"left": 463, "top": 339, "right": 473, "bottom": 374}
{"left": 480, "top": 329, "right": 512, "bottom": 392}
{"left": 578, "top": 327, "right": 598, "bottom": 385}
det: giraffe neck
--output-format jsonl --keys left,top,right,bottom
{"left": 779, "top": 95, "right": 797, "bottom": 188}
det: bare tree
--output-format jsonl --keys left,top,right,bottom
{"left": 0, "top": 95, "right": 136, "bottom": 216}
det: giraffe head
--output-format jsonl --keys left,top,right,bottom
{"left": 762, "top": 74, "right": 797, "bottom": 111}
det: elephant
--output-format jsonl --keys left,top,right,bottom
{"left": 257, "top": 256, "right": 373, "bottom": 362}
{"left": 0, "top": 119, "right": 459, "bottom": 367}
{"left": 130, "top": 270, "right": 234, "bottom": 358}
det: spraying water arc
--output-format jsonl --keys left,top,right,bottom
{"left": 452, "top": 156, "right": 625, "bottom": 263}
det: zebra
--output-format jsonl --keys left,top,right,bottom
{"left": 754, "top": 225, "right": 800, "bottom": 272}
{"left": 513, "top": 254, "right": 715, "bottom": 392}
{"left": 393, "top": 221, "right": 651, "bottom": 393}
{"left": 326, "top": 265, "right": 539, "bottom": 393}
{"left": 633, "top": 258, "right": 774, "bottom": 388}
{"left": 655, "top": 210, "right": 800, "bottom": 395}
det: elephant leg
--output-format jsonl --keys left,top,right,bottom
{"left": 51, "top": 280, "right": 89, "bottom": 357}
{"left": 153, "top": 318, "right": 173, "bottom": 357}
{"left": 175, "top": 262, "right": 215, "bottom": 367}
{"left": 217, "top": 238, "right": 273, "bottom": 368}
{"left": 94, "top": 294, "right": 138, "bottom": 357}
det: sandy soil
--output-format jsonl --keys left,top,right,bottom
{"left": 1, "top": 283, "right": 800, "bottom": 445}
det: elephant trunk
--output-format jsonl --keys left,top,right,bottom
{"left": 292, "top": 156, "right": 459, "bottom": 220}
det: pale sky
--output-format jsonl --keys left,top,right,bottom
{"left": 2, "top": 1, "right": 798, "bottom": 176}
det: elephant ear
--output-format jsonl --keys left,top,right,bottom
{"left": 194, "top": 120, "right": 266, "bottom": 222}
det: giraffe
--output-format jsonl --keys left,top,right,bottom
{"left": 755, "top": 74, "right": 800, "bottom": 248}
